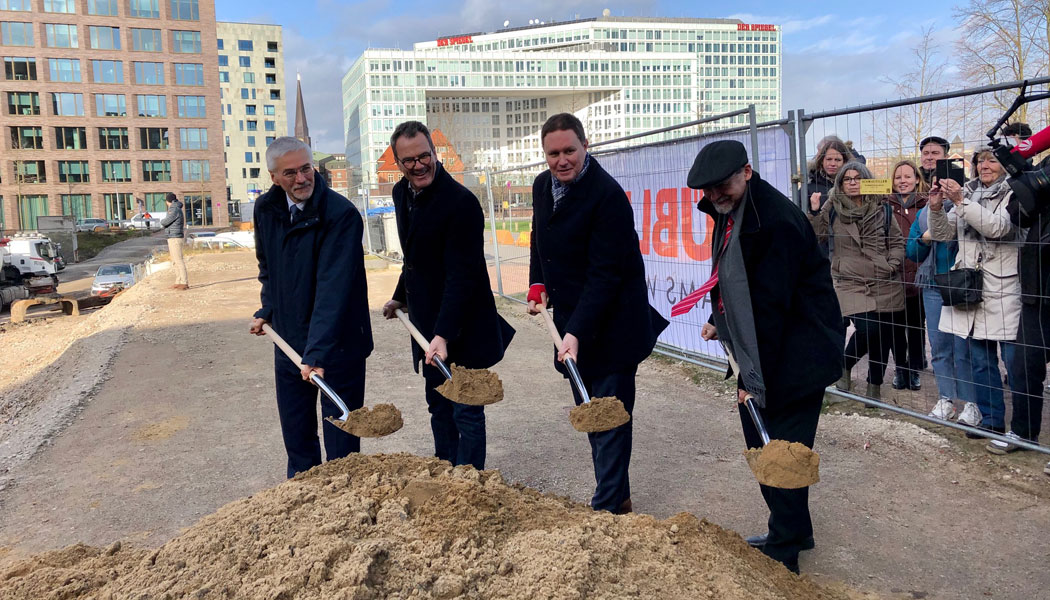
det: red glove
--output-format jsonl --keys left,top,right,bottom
{"left": 527, "top": 283, "right": 546, "bottom": 305}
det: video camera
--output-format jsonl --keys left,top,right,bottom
{"left": 986, "top": 81, "right": 1050, "bottom": 212}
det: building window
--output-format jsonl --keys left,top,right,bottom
{"left": 267, "top": 41, "right": 277, "bottom": 52}
{"left": 218, "top": 71, "right": 229, "bottom": 83}
{"left": 18, "top": 195, "right": 49, "bottom": 230}
{"left": 246, "top": 135, "right": 255, "bottom": 147}
{"left": 141, "top": 159, "right": 171, "bottom": 182}
{"left": 131, "top": 28, "right": 162, "bottom": 51}
{"left": 1, "top": 22, "right": 33, "bottom": 46}
{"left": 91, "top": 59, "right": 123, "bottom": 83}
{"left": 169, "top": 0, "right": 199, "bottom": 20}
{"left": 144, "top": 192, "right": 166, "bottom": 212}
{"left": 240, "top": 88, "right": 249, "bottom": 99}
{"left": 7, "top": 90, "right": 38, "bottom": 115}
{"left": 181, "top": 159, "right": 209, "bottom": 181}
{"left": 246, "top": 120, "right": 257, "bottom": 131}
{"left": 237, "top": 39, "right": 253, "bottom": 51}
{"left": 176, "top": 95, "right": 205, "bottom": 117}
{"left": 62, "top": 194, "right": 92, "bottom": 221}
{"left": 14, "top": 160, "right": 46, "bottom": 183}
{"left": 244, "top": 151, "right": 253, "bottom": 163}
{"left": 138, "top": 127, "right": 168, "bottom": 149}
{"left": 245, "top": 104, "right": 257, "bottom": 115}
{"left": 45, "top": 24, "right": 79, "bottom": 48}
{"left": 44, "top": 0, "right": 76, "bottom": 12}
{"left": 172, "top": 30, "right": 201, "bottom": 53}
{"left": 58, "top": 160, "right": 89, "bottom": 183}
{"left": 86, "top": 0, "right": 118, "bottom": 16}
{"left": 0, "top": 0, "right": 32, "bottom": 9}
{"left": 98, "top": 126, "right": 128, "bottom": 149}
{"left": 263, "top": 104, "right": 275, "bottom": 116}
{"left": 104, "top": 192, "right": 133, "bottom": 221}
{"left": 5, "top": 56, "right": 36, "bottom": 80}
{"left": 88, "top": 26, "right": 120, "bottom": 49}
{"left": 265, "top": 136, "right": 275, "bottom": 145}
{"left": 178, "top": 127, "right": 206, "bottom": 149}
{"left": 128, "top": 0, "right": 158, "bottom": 18}
{"left": 217, "top": 55, "right": 228, "bottom": 67}
{"left": 243, "top": 72, "right": 255, "bottom": 84}
{"left": 133, "top": 61, "right": 164, "bottom": 84}
{"left": 52, "top": 92, "right": 84, "bottom": 116}
{"left": 101, "top": 160, "right": 132, "bottom": 182}
{"left": 47, "top": 57, "right": 81, "bottom": 82}
{"left": 10, "top": 125, "right": 42, "bottom": 149}
{"left": 238, "top": 55, "right": 250, "bottom": 67}
{"left": 264, "top": 120, "right": 275, "bottom": 132}
{"left": 270, "top": 90, "right": 281, "bottom": 100}
{"left": 216, "top": 38, "right": 223, "bottom": 50}
{"left": 264, "top": 56, "right": 275, "bottom": 68}
{"left": 94, "top": 93, "right": 126, "bottom": 117}
{"left": 135, "top": 94, "right": 166, "bottom": 117}
{"left": 174, "top": 63, "right": 204, "bottom": 85}
{"left": 264, "top": 73, "right": 276, "bottom": 84}
{"left": 55, "top": 126, "right": 87, "bottom": 149}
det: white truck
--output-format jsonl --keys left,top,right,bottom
{"left": 0, "top": 233, "right": 61, "bottom": 311}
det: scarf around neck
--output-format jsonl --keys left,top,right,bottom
{"left": 829, "top": 189, "right": 880, "bottom": 224}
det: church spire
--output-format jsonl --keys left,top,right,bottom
{"left": 294, "top": 72, "right": 311, "bottom": 147}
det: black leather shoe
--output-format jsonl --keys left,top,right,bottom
{"left": 891, "top": 371, "right": 907, "bottom": 390}
{"left": 745, "top": 532, "right": 815, "bottom": 551}
{"left": 908, "top": 372, "right": 921, "bottom": 391}
{"left": 965, "top": 425, "right": 1005, "bottom": 439}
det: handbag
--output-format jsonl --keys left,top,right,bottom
{"left": 935, "top": 252, "right": 983, "bottom": 307}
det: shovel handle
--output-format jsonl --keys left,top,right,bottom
{"left": 394, "top": 308, "right": 453, "bottom": 381}
{"left": 721, "top": 341, "right": 771, "bottom": 446}
{"left": 537, "top": 306, "right": 591, "bottom": 404}
{"left": 262, "top": 324, "right": 351, "bottom": 421}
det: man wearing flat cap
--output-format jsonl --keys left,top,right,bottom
{"left": 672, "top": 140, "right": 843, "bottom": 574}
{"left": 919, "top": 135, "right": 951, "bottom": 185}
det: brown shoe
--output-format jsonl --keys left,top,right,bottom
{"left": 615, "top": 498, "right": 633, "bottom": 515}
{"left": 174, "top": 284, "right": 189, "bottom": 290}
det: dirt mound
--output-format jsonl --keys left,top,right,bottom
{"left": 0, "top": 453, "right": 868, "bottom": 600}
{"left": 328, "top": 403, "right": 404, "bottom": 438}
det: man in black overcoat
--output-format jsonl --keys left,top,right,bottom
{"left": 526, "top": 113, "right": 669, "bottom": 514}
{"left": 682, "top": 140, "right": 843, "bottom": 574}
{"left": 249, "top": 136, "right": 374, "bottom": 478}
{"left": 382, "top": 121, "right": 514, "bottom": 470}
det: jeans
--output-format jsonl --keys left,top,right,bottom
{"left": 568, "top": 366, "right": 637, "bottom": 513}
{"left": 424, "top": 365, "right": 486, "bottom": 470}
{"left": 844, "top": 311, "right": 897, "bottom": 385}
{"left": 953, "top": 336, "right": 1016, "bottom": 429}
{"left": 922, "top": 288, "right": 957, "bottom": 399}
{"left": 1008, "top": 302, "right": 1050, "bottom": 440}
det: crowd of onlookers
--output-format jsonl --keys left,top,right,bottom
{"left": 801, "top": 126, "right": 1050, "bottom": 476}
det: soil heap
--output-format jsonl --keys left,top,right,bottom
{"left": 0, "top": 453, "right": 869, "bottom": 600}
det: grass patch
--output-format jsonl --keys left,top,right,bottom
{"left": 77, "top": 231, "right": 146, "bottom": 261}
{"left": 484, "top": 220, "right": 532, "bottom": 233}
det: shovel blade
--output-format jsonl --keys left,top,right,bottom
{"left": 744, "top": 440, "right": 820, "bottom": 489}
{"left": 569, "top": 397, "right": 631, "bottom": 433}
{"left": 327, "top": 403, "right": 404, "bottom": 438}
{"left": 435, "top": 363, "right": 504, "bottom": 406}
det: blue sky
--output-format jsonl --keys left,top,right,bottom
{"left": 216, "top": 0, "right": 962, "bottom": 153}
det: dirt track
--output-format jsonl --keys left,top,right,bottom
{"left": 1, "top": 250, "right": 1048, "bottom": 599}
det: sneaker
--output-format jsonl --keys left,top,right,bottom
{"left": 987, "top": 431, "right": 1027, "bottom": 455}
{"left": 957, "top": 402, "right": 983, "bottom": 427}
{"left": 928, "top": 397, "right": 956, "bottom": 420}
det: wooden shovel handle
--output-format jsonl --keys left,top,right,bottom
{"left": 263, "top": 323, "right": 303, "bottom": 367}
{"left": 537, "top": 305, "right": 564, "bottom": 353}
{"left": 394, "top": 308, "right": 431, "bottom": 350}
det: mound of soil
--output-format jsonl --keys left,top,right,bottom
{"left": 0, "top": 454, "right": 868, "bottom": 600}
{"left": 328, "top": 404, "right": 404, "bottom": 438}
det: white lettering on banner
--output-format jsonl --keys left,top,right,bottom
{"left": 597, "top": 129, "right": 793, "bottom": 358}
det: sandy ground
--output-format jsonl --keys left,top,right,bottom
{"left": 0, "top": 250, "right": 1048, "bottom": 599}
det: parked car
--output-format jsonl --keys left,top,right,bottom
{"left": 190, "top": 237, "right": 248, "bottom": 250}
{"left": 91, "top": 263, "right": 136, "bottom": 296}
{"left": 212, "top": 231, "right": 255, "bottom": 248}
{"left": 121, "top": 213, "right": 163, "bottom": 230}
{"left": 76, "top": 218, "right": 108, "bottom": 232}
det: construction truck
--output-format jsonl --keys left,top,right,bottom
{"left": 0, "top": 233, "right": 61, "bottom": 312}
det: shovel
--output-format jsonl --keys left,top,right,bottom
{"left": 262, "top": 324, "right": 403, "bottom": 438}
{"left": 721, "top": 342, "right": 819, "bottom": 489}
{"left": 394, "top": 308, "right": 503, "bottom": 406}
{"left": 537, "top": 306, "right": 630, "bottom": 433}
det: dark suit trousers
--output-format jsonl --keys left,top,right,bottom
{"left": 738, "top": 392, "right": 822, "bottom": 565}
{"left": 274, "top": 350, "right": 364, "bottom": 478}
{"left": 424, "top": 365, "right": 486, "bottom": 470}
{"left": 568, "top": 366, "right": 637, "bottom": 512}
{"left": 1008, "top": 302, "right": 1050, "bottom": 441}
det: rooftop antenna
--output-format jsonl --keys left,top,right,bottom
{"left": 503, "top": 20, "right": 510, "bottom": 28}
{"left": 602, "top": 8, "right": 610, "bottom": 17}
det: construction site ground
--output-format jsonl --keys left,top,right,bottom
{"left": 0, "top": 250, "right": 1048, "bottom": 600}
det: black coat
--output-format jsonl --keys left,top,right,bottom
{"left": 392, "top": 163, "right": 514, "bottom": 371}
{"left": 529, "top": 157, "right": 669, "bottom": 378}
{"left": 253, "top": 171, "right": 373, "bottom": 369}
{"left": 702, "top": 172, "right": 844, "bottom": 408}
{"left": 1008, "top": 156, "right": 1050, "bottom": 305}
{"left": 806, "top": 169, "right": 835, "bottom": 211}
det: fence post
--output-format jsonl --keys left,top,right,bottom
{"left": 363, "top": 187, "right": 373, "bottom": 255}
{"left": 782, "top": 109, "right": 801, "bottom": 209}
{"left": 797, "top": 108, "right": 810, "bottom": 208}
{"left": 484, "top": 170, "right": 504, "bottom": 297}
{"left": 748, "top": 104, "right": 760, "bottom": 170}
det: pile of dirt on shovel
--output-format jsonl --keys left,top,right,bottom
{"left": 0, "top": 454, "right": 874, "bottom": 600}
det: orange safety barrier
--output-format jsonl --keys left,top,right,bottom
{"left": 495, "top": 229, "right": 516, "bottom": 245}
{"left": 515, "top": 231, "right": 531, "bottom": 247}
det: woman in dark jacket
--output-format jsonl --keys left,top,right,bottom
{"left": 885, "top": 160, "right": 929, "bottom": 391}
{"left": 806, "top": 136, "right": 854, "bottom": 212}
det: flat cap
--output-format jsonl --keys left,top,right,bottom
{"left": 687, "top": 140, "right": 749, "bottom": 189}
{"left": 919, "top": 136, "right": 950, "bottom": 152}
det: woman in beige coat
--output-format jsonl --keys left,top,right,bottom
{"left": 928, "top": 149, "right": 1021, "bottom": 435}
{"left": 809, "top": 161, "right": 906, "bottom": 398}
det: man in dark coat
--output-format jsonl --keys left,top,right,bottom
{"left": 919, "top": 135, "right": 950, "bottom": 184}
{"left": 249, "top": 136, "right": 374, "bottom": 478}
{"left": 681, "top": 140, "right": 843, "bottom": 574}
{"left": 381, "top": 121, "right": 514, "bottom": 471}
{"left": 526, "top": 113, "right": 669, "bottom": 515}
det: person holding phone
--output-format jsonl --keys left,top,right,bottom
{"left": 928, "top": 148, "right": 1021, "bottom": 436}
{"left": 919, "top": 136, "right": 951, "bottom": 184}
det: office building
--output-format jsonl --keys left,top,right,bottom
{"left": 0, "top": 0, "right": 226, "bottom": 230}
{"left": 341, "top": 16, "right": 782, "bottom": 188}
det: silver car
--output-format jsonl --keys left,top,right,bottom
{"left": 91, "top": 264, "right": 136, "bottom": 296}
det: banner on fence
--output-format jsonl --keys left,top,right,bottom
{"left": 598, "top": 128, "right": 793, "bottom": 357}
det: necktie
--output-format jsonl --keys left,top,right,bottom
{"left": 290, "top": 204, "right": 302, "bottom": 225}
{"left": 670, "top": 216, "right": 734, "bottom": 317}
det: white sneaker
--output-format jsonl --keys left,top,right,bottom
{"left": 987, "top": 431, "right": 1025, "bottom": 455}
{"left": 928, "top": 397, "right": 956, "bottom": 420}
{"left": 957, "top": 402, "right": 983, "bottom": 427}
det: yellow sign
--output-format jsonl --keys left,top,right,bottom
{"left": 502, "top": 201, "right": 510, "bottom": 209}
{"left": 478, "top": 174, "right": 486, "bottom": 184}
{"left": 860, "top": 179, "right": 892, "bottom": 195}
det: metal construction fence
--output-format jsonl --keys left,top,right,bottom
{"left": 378, "top": 76, "right": 1050, "bottom": 455}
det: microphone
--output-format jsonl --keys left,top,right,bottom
{"left": 1014, "top": 124, "right": 1050, "bottom": 158}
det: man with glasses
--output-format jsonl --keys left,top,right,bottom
{"left": 680, "top": 140, "right": 842, "bottom": 574}
{"left": 381, "top": 121, "right": 514, "bottom": 470}
{"left": 249, "top": 136, "right": 373, "bottom": 478}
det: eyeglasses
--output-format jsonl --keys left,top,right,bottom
{"left": 399, "top": 152, "right": 433, "bottom": 168}
{"left": 279, "top": 164, "right": 313, "bottom": 179}
{"left": 842, "top": 176, "right": 862, "bottom": 184}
